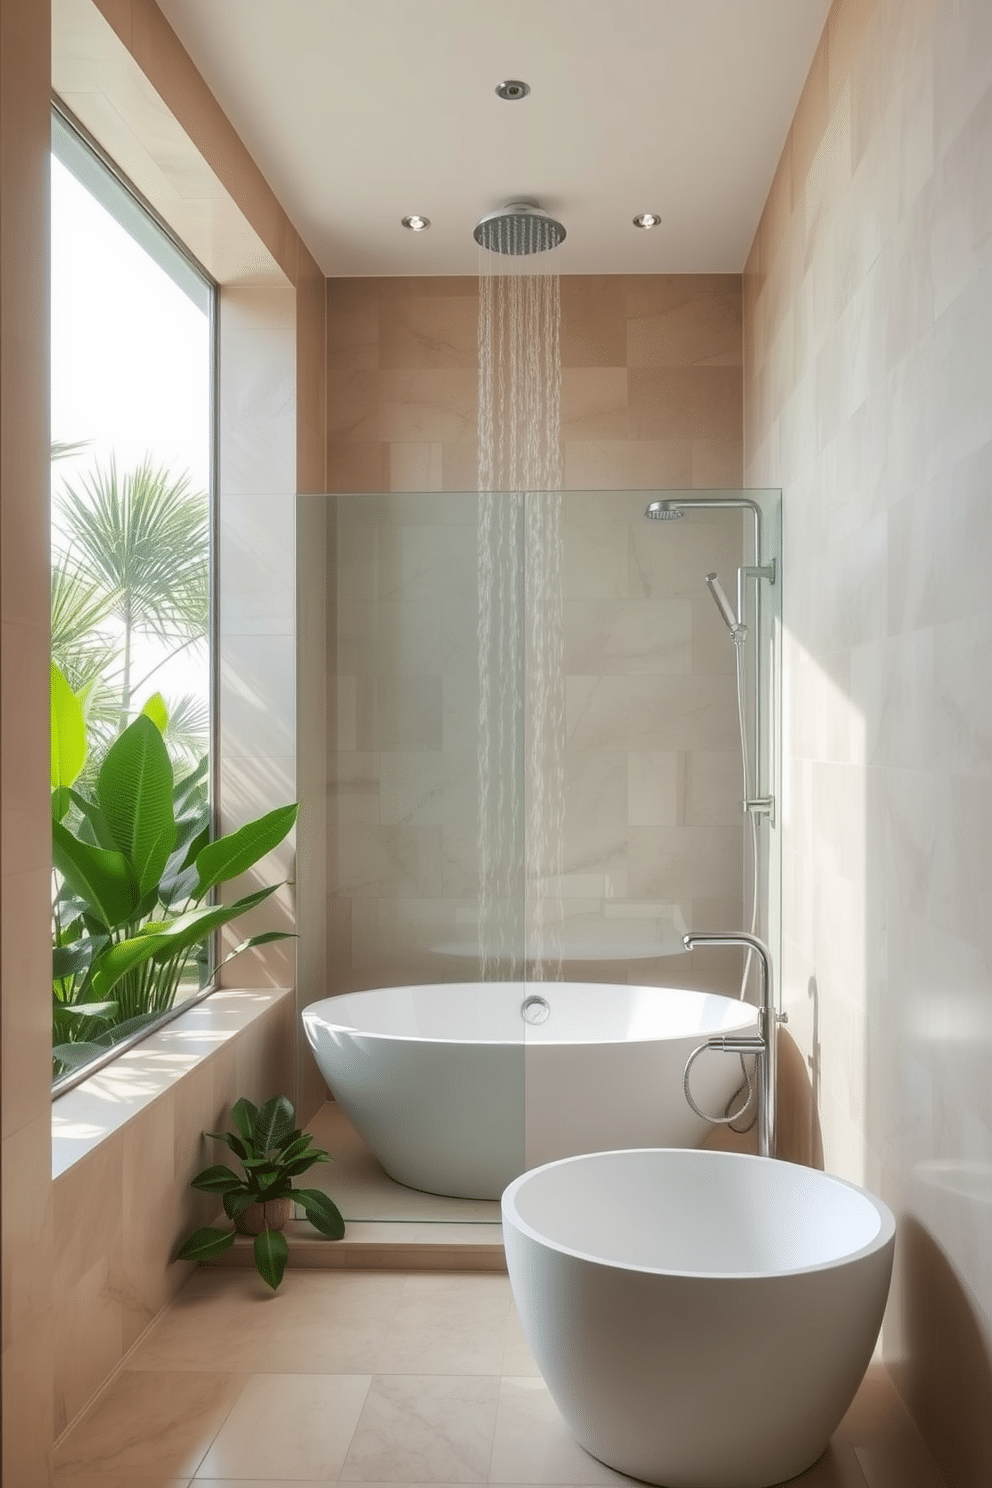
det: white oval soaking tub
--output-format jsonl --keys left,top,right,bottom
{"left": 302, "top": 982, "right": 759, "bottom": 1199}
{"left": 502, "top": 1148, "right": 895, "bottom": 1488}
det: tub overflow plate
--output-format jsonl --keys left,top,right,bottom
{"left": 521, "top": 995, "right": 551, "bottom": 1025}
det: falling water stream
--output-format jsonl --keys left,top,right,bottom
{"left": 477, "top": 256, "right": 565, "bottom": 980}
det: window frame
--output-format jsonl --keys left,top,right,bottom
{"left": 50, "top": 101, "right": 220, "bottom": 1100}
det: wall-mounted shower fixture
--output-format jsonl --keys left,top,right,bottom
{"left": 645, "top": 496, "right": 776, "bottom": 600}
{"left": 645, "top": 494, "right": 778, "bottom": 872}
{"left": 474, "top": 200, "right": 566, "bottom": 256}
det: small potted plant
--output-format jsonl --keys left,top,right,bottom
{"left": 174, "top": 1094, "right": 345, "bottom": 1289}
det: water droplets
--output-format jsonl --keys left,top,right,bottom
{"left": 477, "top": 260, "right": 564, "bottom": 980}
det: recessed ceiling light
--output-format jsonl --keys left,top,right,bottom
{"left": 633, "top": 213, "right": 663, "bottom": 229}
{"left": 401, "top": 215, "right": 431, "bottom": 231}
{"left": 495, "top": 79, "right": 530, "bottom": 100}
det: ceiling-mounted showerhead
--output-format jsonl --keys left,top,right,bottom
{"left": 474, "top": 200, "right": 566, "bottom": 256}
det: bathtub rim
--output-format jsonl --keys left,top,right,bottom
{"left": 302, "top": 982, "right": 760, "bottom": 1049}
{"left": 501, "top": 1147, "right": 897, "bottom": 1282}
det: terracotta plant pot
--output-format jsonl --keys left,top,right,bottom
{"left": 234, "top": 1196, "right": 293, "bottom": 1236}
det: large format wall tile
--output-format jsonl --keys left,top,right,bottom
{"left": 318, "top": 278, "right": 749, "bottom": 1003}
{"left": 744, "top": 0, "right": 992, "bottom": 1478}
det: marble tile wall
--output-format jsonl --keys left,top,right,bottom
{"left": 319, "top": 275, "right": 754, "bottom": 1009}
{"left": 744, "top": 0, "right": 992, "bottom": 1479}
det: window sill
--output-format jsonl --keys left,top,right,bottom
{"left": 52, "top": 986, "right": 293, "bottom": 1179}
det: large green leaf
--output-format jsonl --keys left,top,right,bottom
{"left": 57, "top": 1001, "right": 118, "bottom": 1022}
{"left": 87, "top": 883, "right": 279, "bottom": 1000}
{"left": 52, "top": 1040, "right": 105, "bottom": 1070}
{"left": 97, "top": 715, "right": 176, "bottom": 896}
{"left": 194, "top": 803, "right": 298, "bottom": 898}
{"left": 205, "top": 1128, "right": 248, "bottom": 1162}
{"left": 207, "top": 931, "right": 296, "bottom": 983}
{"left": 222, "top": 1189, "right": 255, "bottom": 1219}
{"left": 51, "top": 662, "right": 87, "bottom": 791}
{"left": 174, "top": 755, "right": 208, "bottom": 809}
{"left": 277, "top": 1133, "right": 318, "bottom": 1166}
{"left": 251, "top": 1173, "right": 292, "bottom": 1200}
{"left": 52, "top": 821, "right": 139, "bottom": 930}
{"left": 231, "top": 1097, "right": 259, "bottom": 1147}
{"left": 158, "top": 856, "right": 200, "bottom": 911}
{"left": 293, "top": 1188, "right": 345, "bottom": 1239}
{"left": 189, "top": 1164, "right": 244, "bottom": 1194}
{"left": 140, "top": 692, "right": 169, "bottom": 733}
{"left": 68, "top": 790, "right": 116, "bottom": 850}
{"left": 171, "top": 758, "right": 209, "bottom": 863}
{"left": 175, "top": 815, "right": 209, "bottom": 866}
{"left": 52, "top": 942, "right": 94, "bottom": 982}
{"left": 281, "top": 1152, "right": 333, "bottom": 1179}
{"left": 252, "top": 1227, "right": 289, "bottom": 1290}
{"left": 252, "top": 1095, "right": 296, "bottom": 1153}
{"left": 173, "top": 1226, "right": 236, "bottom": 1263}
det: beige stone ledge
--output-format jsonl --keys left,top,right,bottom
{"left": 52, "top": 986, "right": 293, "bottom": 1178}
{"left": 210, "top": 1220, "right": 508, "bottom": 1273}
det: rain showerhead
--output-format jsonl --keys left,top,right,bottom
{"left": 645, "top": 501, "right": 685, "bottom": 521}
{"left": 474, "top": 200, "right": 566, "bottom": 256}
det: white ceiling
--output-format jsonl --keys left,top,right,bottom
{"left": 156, "top": 0, "right": 831, "bottom": 277}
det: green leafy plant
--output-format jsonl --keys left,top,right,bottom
{"left": 174, "top": 1095, "right": 345, "bottom": 1290}
{"left": 51, "top": 663, "right": 298, "bottom": 1078}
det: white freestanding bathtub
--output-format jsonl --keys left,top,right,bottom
{"left": 503, "top": 1149, "right": 896, "bottom": 1488}
{"left": 302, "top": 982, "right": 759, "bottom": 1199}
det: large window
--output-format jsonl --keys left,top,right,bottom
{"left": 50, "top": 107, "right": 215, "bottom": 1089}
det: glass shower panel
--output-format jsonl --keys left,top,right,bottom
{"left": 522, "top": 488, "right": 781, "bottom": 1171}
{"left": 540, "top": 488, "right": 773, "bottom": 993}
{"left": 326, "top": 489, "right": 527, "bottom": 988}
{"left": 305, "top": 489, "right": 780, "bottom": 1215}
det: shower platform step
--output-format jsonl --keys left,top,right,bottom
{"left": 210, "top": 1102, "right": 506, "bottom": 1274}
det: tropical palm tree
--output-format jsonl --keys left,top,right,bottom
{"left": 53, "top": 455, "right": 210, "bottom": 732}
{"left": 50, "top": 547, "right": 119, "bottom": 725}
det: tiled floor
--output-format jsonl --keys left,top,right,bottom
{"left": 54, "top": 1266, "right": 947, "bottom": 1488}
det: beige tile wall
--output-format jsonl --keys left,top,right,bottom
{"left": 744, "top": 0, "right": 992, "bottom": 1479}
{"left": 216, "top": 282, "right": 298, "bottom": 991}
{"left": 318, "top": 275, "right": 754, "bottom": 1011}
{"left": 0, "top": 0, "right": 331, "bottom": 1466}
{"left": 326, "top": 275, "right": 743, "bottom": 496}
{"left": 1, "top": 0, "right": 57, "bottom": 1480}
{"left": 51, "top": 990, "right": 294, "bottom": 1439}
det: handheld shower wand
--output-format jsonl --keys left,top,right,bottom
{"left": 705, "top": 572, "right": 746, "bottom": 643}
